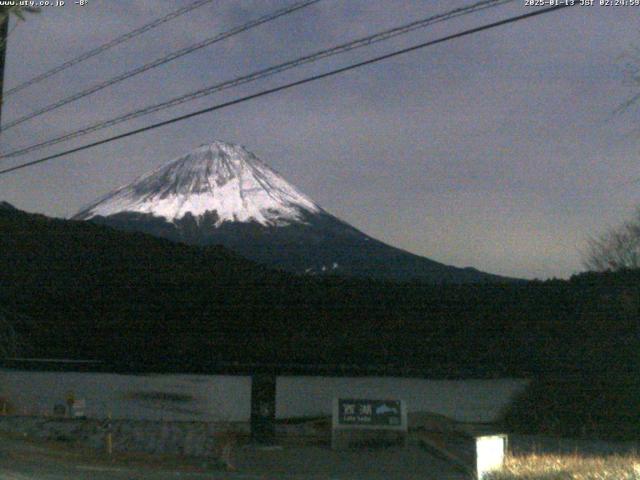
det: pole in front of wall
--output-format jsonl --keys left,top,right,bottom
{"left": 106, "top": 411, "right": 113, "bottom": 456}
{"left": 0, "top": 12, "right": 8, "bottom": 127}
{"left": 250, "top": 373, "right": 276, "bottom": 444}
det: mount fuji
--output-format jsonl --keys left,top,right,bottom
{"left": 74, "top": 141, "right": 509, "bottom": 283}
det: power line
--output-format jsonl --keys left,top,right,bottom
{"left": 0, "top": 0, "right": 514, "bottom": 160}
{"left": 0, "top": 3, "right": 576, "bottom": 178}
{"left": 3, "top": 0, "right": 215, "bottom": 99}
{"left": 0, "top": 0, "right": 322, "bottom": 132}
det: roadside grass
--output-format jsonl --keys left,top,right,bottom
{"left": 486, "top": 453, "right": 640, "bottom": 480}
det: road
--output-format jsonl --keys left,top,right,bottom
{"left": 0, "top": 434, "right": 468, "bottom": 479}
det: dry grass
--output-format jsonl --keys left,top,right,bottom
{"left": 486, "top": 453, "right": 640, "bottom": 480}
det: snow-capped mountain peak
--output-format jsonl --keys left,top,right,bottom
{"left": 74, "top": 140, "right": 511, "bottom": 283}
{"left": 75, "top": 141, "right": 321, "bottom": 226}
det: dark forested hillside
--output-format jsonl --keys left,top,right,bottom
{"left": 1, "top": 206, "right": 638, "bottom": 382}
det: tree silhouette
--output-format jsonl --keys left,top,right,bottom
{"left": 583, "top": 208, "right": 640, "bottom": 271}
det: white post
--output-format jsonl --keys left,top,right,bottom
{"left": 476, "top": 434, "right": 507, "bottom": 479}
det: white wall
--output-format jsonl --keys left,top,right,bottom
{"left": 0, "top": 369, "right": 252, "bottom": 421}
{"left": 277, "top": 377, "right": 528, "bottom": 423}
{"left": 0, "top": 369, "right": 527, "bottom": 423}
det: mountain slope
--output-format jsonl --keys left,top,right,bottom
{"left": 75, "top": 141, "right": 511, "bottom": 283}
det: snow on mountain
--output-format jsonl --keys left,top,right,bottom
{"left": 75, "top": 141, "right": 321, "bottom": 226}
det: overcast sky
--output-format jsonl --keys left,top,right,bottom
{"left": 0, "top": 0, "right": 638, "bottom": 280}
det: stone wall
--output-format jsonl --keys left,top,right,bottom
{"left": 0, "top": 415, "right": 249, "bottom": 457}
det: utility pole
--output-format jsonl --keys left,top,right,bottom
{"left": 0, "top": 11, "right": 9, "bottom": 127}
